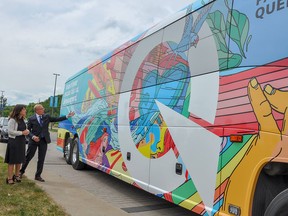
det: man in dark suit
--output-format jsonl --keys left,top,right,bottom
{"left": 20, "top": 104, "right": 74, "bottom": 182}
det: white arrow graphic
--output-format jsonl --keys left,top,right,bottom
{"left": 118, "top": 9, "right": 221, "bottom": 214}
{"left": 118, "top": 92, "right": 187, "bottom": 192}
{"left": 156, "top": 101, "right": 222, "bottom": 215}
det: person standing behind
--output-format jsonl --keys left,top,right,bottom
{"left": 5, "top": 104, "right": 30, "bottom": 184}
{"left": 20, "top": 104, "right": 74, "bottom": 182}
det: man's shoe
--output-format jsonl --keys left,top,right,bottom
{"left": 35, "top": 176, "right": 45, "bottom": 182}
{"left": 19, "top": 172, "right": 24, "bottom": 179}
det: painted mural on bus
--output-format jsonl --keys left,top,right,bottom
{"left": 57, "top": 0, "right": 288, "bottom": 215}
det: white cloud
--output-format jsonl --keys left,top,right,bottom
{"left": 0, "top": 0, "right": 194, "bottom": 106}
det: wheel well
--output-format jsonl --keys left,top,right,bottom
{"left": 63, "top": 133, "right": 71, "bottom": 152}
{"left": 63, "top": 133, "right": 78, "bottom": 153}
{"left": 73, "top": 134, "right": 78, "bottom": 139}
{"left": 64, "top": 133, "right": 70, "bottom": 143}
{"left": 64, "top": 133, "right": 78, "bottom": 143}
{"left": 252, "top": 162, "right": 288, "bottom": 216}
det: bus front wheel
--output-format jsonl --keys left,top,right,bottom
{"left": 264, "top": 188, "right": 288, "bottom": 216}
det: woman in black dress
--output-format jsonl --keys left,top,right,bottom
{"left": 4, "top": 104, "right": 30, "bottom": 184}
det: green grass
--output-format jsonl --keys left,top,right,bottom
{"left": 0, "top": 157, "right": 69, "bottom": 216}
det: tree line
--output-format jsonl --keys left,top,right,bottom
{"left": 1, "top": 94, "right": 63, "bottom": 118}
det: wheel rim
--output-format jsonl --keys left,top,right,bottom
{"left": 72, "top": 143, "right": 77, "bottom": 164}
{"left": 64, "top": 143, "right": 70, "bottom": 160}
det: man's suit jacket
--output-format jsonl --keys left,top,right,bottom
{"left": 27, "top": 114, "right": 67, "bottom": 144}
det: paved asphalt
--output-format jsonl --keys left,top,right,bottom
{"left": 0, "top": 132, "right": 196, "bottom": 216}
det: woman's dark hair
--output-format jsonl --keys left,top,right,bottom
{"left": 9, "top": 104, "right": 26, "bottom": 122}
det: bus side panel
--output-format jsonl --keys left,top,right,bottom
{"left": 126, "top": 1, "right": 231, "bottom": 215}
{"left": 217, "top": 2, "right": 288, "bottom": 215}
{"left": 231, "top": 0, "right": 288, "bottom": 68}
{"left": 119, "top": 30, "right": 164, "bottom": 190}
{"left": 58, "top": 1, "right": 288, "bottom": 215}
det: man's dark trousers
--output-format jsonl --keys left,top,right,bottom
{"left": 21, "top": 138, "right": 47, "bottom": 177}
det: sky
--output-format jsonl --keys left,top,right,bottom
{"left": 0, "top": 0, "right": 196, "bottom": 106}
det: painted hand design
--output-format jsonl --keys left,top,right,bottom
{"left": 223, "top": 77, "right": 288, "bottom": 215}
{"left": 248, "top": 77, "right": 288, "bottom": 163}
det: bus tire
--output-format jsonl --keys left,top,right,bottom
{"left": 64, "top": 137, "right": 72, "bottom": 164}
{"left": 71, "top": 137, "right": 85, "bottom": 170}
{"left": 264, "top": 188, "right": 288, "bottom": 216}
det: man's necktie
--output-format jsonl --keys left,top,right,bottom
{"left": 39, "top": 115, "right": 43, "bottom": 126}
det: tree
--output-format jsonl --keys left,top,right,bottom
{"left": 2, "top": 94, "right": 63, "bottom": 118}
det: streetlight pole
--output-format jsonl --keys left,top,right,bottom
{"left": 51, "top": 73, "right": 60, "bottom": 129}
{"left": 0, "top": 91, "right": 6, "bottom": 117}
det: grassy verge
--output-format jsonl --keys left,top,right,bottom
{"left": 0, "top": 157, "right": 69, "bottom": 216}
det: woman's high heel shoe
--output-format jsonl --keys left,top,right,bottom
{"left": 6, "top": 178, "right": 14, "bottom": 185}
{"left": 13, "top": 175, "right": 21, "bottom": 183}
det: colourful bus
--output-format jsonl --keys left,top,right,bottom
{"left": 57, "top": 0, "right": 288, "bottom": 215}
